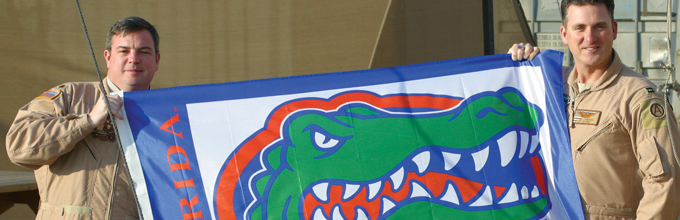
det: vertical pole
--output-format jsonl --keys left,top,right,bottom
{"left": 483, "top": 0, "right": 495, "bottom": 55}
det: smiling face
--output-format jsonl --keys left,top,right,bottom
{"left": 104, "top": 30, "right": 160, "bottom": 91}
{"left": 560, "top": 3, "right": 617, "bottom": 74}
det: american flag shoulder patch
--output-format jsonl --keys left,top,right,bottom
{"left": 36, "top": 89, "right": 62, "bottom": 100}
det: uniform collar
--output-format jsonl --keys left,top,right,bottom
{"left": 106, "top": 78, "right": 121, "bottom": 93}
{"left": 104, "top": 78, "right": 151, "bottom": 93}
{"left": 567, "top": 50, "right": 624, "bottom": 93}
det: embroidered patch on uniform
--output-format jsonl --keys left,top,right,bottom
{"left": 35, "top": 89, "right": 61, "bottom": 100}
{"left": 650, "top": 103, "right": 665, "bottom": 118}
{"left": 573, "top": 109, "right": 601, "bottom": 125}
{"left": 641, "top": 100, "right": 668, "bottom": 130}
{"left": 645, "top": 87, "right": 655, "bottom": 94}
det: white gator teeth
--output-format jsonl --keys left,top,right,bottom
{"left": 410, "top": 181, "right": 431, "bottom": 198}
{"left": 470, "top": 186, "right": 493, "bottom": 207}
{"left": 332, "top": 206, "right": 345, "bottom": 220}
{"left": 440, "top": 183, "right": 460, "bottom": 205}
{"left": 531, "top": 185, "right": 540, "bottom": 198}
{"left": 498, "top": 132, "right": 517, "bottom": 167}
{"left": 521, "top": 186, "right": 529, "bottom": 199}
{"left": 412, "top": 151, "right": 431, "bottom": 173}
{"left": 519, "top": 131, "right": 529, "bottom": 158}
{"left": 343, "top": 184, "right": 360, "bottom": 200}
{"left": 382, "top": 197, "right": 396, "bottom": 214}
{"left": 368, "top": 181, "right": 382, "bottom": 200}
{"left": 472, "top": 146, "right": 490, "bottom": 172}
{"left": 313, "top": 183, "right": 329, "bottom": 202}
{"left": 313, "top": 207, "right": 328, "bottom": 220}
{"left": 390, "top": 167, "right": 405, "bottom": 190}
{"left": 529, "top": 133, "right": 539, "bottom": 153}
{"left": 356, "top": 208, "right": 369, "bottom": 220}
{"left": 442, "top": 152, "right": 461, "bottom": 171}
{"left": 499, "top": 183, "right": 519, "bottom": 204}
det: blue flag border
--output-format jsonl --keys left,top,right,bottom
{"left": 118, "top": 50, "right": 584, "bottom": 220}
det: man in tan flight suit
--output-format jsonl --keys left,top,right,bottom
{"left": 6, "top": 16, "right": 160, "bottom": 220}
{"left": 509, "top": 0, "right": 680, "bottom": 219}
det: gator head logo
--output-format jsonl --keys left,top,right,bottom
{"left": 215, "top": 87, "right": 549, "bottom": 220}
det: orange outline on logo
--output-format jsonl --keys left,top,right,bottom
{"left": 215, "top": 92, "right": 462, "bottom": 219}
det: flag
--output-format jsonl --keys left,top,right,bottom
{"left": 117, "top": 50, "right": 583, "bottom": 220}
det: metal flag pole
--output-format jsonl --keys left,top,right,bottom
{"left": 74, "top": 0, "right": 144, "bottom": 219}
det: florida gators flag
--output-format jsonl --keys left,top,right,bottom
{"left": 116, "top": 50, "right": 584, "bottom": 220}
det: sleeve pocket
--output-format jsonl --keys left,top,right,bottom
{"left": 637, "top": 137, "right": 669, "bottom": 181}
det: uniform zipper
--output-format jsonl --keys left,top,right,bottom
{"left": 106, "top": 150, "right": 120, "bottom": 220}
{"left": 576, "top": 122, "right": 613, "bottom": 152}
{"left": 83, "top": 141, "right": 97, "bottom": 160}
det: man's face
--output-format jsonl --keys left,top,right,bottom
{"left": 560, "top": 3, "right": 617, "bottom": 71}
{"left": 104, "top": 30, "right": 160, "bottom": 91}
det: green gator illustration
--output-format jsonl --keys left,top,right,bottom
{"left": 240, "top": 88, "right": 548, "bottom": 220}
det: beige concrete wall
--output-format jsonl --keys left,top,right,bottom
{"left": 371, "top": 0, "right": 485, "bottom": 68}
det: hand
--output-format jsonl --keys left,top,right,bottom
{"left": 87, "top": 95, "right": 124, "bottom": 127}
{"left": 508, "top": 43, "right": 540, "bottom": 61}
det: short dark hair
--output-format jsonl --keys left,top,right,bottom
{"left": 105, "top": 16, "right": 160, "bottom": 54}
{"left": 560, "top": 0, "right": 615, "bottom": 24}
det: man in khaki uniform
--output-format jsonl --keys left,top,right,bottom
{"left": 6, "top": 16, "right": 160, "bottom": 219}
{"left": 509, "top": 0, "right": 680, "bottom": 219}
